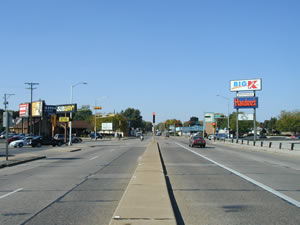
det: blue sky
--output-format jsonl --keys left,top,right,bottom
{"left": 0, "top": 0, "right": 299, "bottom": 123}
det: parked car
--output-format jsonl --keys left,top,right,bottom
{"left": 7, "top": 135, "right": 23, "bottom": 144}
{"left": 54, "top": 134, "right": 82, "bottom": 144}
{"left": 189, "top": 136, "right": 206, "bottom": 148}
{"left": 216, "top": 133, "right": 228, "bottom": 140}
{"left": 207, "top": 134, "right": 214, "bottom": 140}
{"left": 31, "top": 136, "right": 64, "bottom": 147}
{"left": 9, "top": 137, "right": 32, "bottom": 148}
{"left": 89, "top": 132, "right": 103, "bottom": 139}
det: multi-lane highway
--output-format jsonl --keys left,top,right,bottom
{"left": 0, "top": 136, "right": 299, "bottom": 225}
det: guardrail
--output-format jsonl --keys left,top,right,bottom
{"left": 215, "top": 138, "right": 300, "bottom": 151}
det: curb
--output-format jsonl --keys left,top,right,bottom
{"left": 0, "top": 156, "right": 46, "bottom": 169}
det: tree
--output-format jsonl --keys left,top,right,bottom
{"left": 73, "top": 109, "right": 93, "bottom": 121}
{"left": 143, "top": 121, "right": 153, "bottom": 132}
{"left": 262, "top": 117, "right": 278, "bottom": 134}
{"left": 121, "top": 108, "right": 143, "bottom": 129}
{"left": 276, "top": 110, "right": 300, "bottom": 134}
{"left": 229, "top": 112, "right": 256, "bottom": 135}
{"left": 189, "top": 117, "right": 199, "bottom": 126}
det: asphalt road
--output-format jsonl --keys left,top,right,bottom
{"left": 1, "top": 136, "right": 300, "bottom": 225}
{"left": 158, "top": 136, "right": 300, "bottom": 225}
{"left": 0, "top": 138, "right": 148, "bottom": 225}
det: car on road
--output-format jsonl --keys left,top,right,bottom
{"left": 54, "top": 134, "right": 82, "bottom": 144}
{"left": 9, "top": 137, "right": 32, "bottom": 148}
{"left": 189, "top": 136, "right": 206, "bottom": 148}
{"left": 31, "top": 136, "right": 64, "bottom": 147}
{"left": 89, "top": 132, "right": 103, "bottom": 139}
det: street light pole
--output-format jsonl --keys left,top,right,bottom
{"left": 216, "top": 94, "right": 230, "bottom": 140}
{"left": 3, "top": 93, "right": 14, "bottom": 161}
{"left": 69, "top": 82, "right": 87, "bottom": 146}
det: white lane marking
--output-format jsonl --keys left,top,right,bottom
{"left": 89, "top": 156, "right": 99, "bottom": 161}
{"left": 175, "top": 142, "right": 300, "bottom": 208}
{"left": 0, "top": 188, "right": 23, "bottom": 199}
{"left": 110, "top": 149, "right": 115, "bottom": 152}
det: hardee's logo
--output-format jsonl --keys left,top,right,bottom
{"left": 234, "top": 97, "right": 258, "bottom": 108}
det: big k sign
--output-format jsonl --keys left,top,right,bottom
{"left": 230, "top": 79, "right": 262, "bottom": 92}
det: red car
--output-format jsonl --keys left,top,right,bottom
{"left": 7, "top": 135, "right": 22, "bottom": 144}
{"left": 189, "top": 136, "right": 206, "bottom": 148}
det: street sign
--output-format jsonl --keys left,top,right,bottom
{"left": 94, "top": 106, "right": 102, "bottom": 110}
{"left": 56, "top": 104, "right": 77, "bottom": 113}
{"left": 237, "top": 92, "right": 255, "bottom": 97}
{"left": 59, "top": 117, "right": 69, "bottom": 122}
{"left": 238, "top": 113, "right": 254, "bottom": 121}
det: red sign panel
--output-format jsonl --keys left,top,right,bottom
{"left": 234, "top": 97, "right": 258, "bottom": 109}
{"left": 19, "top": 103, "right": 29, "bottom": 117}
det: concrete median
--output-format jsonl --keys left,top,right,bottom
{"left": 109, "top": 141, "right": 176, "bottom": 225}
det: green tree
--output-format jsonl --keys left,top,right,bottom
{"left": 73, "top": 109, "right": 93, "bottom": 121}
{"left": 143, "top": 121, "right": 153, "bottom": 132}
{"left": 229, "top": 112, "right": 255, "bottom": 135}
{"left": 121, "top": 108, "right": 143, "bottom": 129}
{"left": 276, "top": 110, "right": 300, "bottom": 134}
{"left": 189, "top": 117, "right": 199, "bottom": 126}
{"left": 262, "top": 117, "right": 278, "bottom": 134}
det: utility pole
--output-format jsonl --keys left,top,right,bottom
{"left": 3, "top": 93, "right": 14, "bottom": 161}
{"left": 25, "top": 82, "right": 39, "bottom": 135}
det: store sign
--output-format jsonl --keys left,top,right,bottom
{"left": 230, "top": 79, "right": 262, "bottom": 92}
{"left": 102, "top": 122, "right": 113, "bottom": 131}
{"left": 234, "top": 97, "right": 258, "bottom": 109}
{"left": 59, "top": 117, "right": 69, "bottom": 122}
{"left": 204, "top": 112, "right": 215, "bottom": 122}
{"left": 56, "top": 104, "right": 77, "bottom": 113}
{"left": 238, "top": 113, "right": 254, "bottom": 121}
{"left": 32, "top": 101, "right": 43, "bottom": 117}
{"left": 44, "top": 105, "right": 57, "bottom": 116}
{"left": 19, "top": 103, "right": 29, "bottom": 117}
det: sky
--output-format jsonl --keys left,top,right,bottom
{"left": 0, "top": 0, "right": 299, "bottom": 123}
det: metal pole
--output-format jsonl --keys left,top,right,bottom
{"left": 236, "top": 108, "right": 239, "bottom": 142}
{"left": 94, "top": 101, "right": 97, "bottom": 141}
{"left": 253, "top": 91, "right": 257, "bottom": 142}
{"left": 69, "top": 86, "right": 73, "bottom": 146}
{"left": 3, "top": 93, "right": 14, "bottom": 161}
{"left": 227, "top": 100, "right": 230, "bottom": 140}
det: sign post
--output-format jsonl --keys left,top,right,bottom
{"left": 230, "top": 78, "right": 262, "bottom": 142}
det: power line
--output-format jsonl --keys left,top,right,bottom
{"left": 25, "top": 82, "right": 39, "bottom": 134}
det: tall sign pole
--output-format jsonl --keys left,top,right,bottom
{"left": 152, "top": 112, "right": 156, "bottom": 141}
{"left": 253, "top": 91, "right": 257, "bottom": 142}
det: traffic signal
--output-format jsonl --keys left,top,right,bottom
{"left": 153, "top": 112, "right": 156, "bottom": 124}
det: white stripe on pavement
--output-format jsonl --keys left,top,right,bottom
{"left": 0, "top": 188, "right": 23, "bottom": 199}
{"left": 89, "top": 156, "right": 99, "bottom": 160}
{"left": 175, "top": 142, "right": 300, "bottom": 208}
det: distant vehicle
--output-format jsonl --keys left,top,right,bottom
{"left": 135, "top": 132, "right": 142, "bottom": 137}
{"left": 156, "top": 131, "right": 162, "bottom": 136}
{"left": 207, "top": 134, "right": 214, "bottom": 140}
{"left": 90, "top": 132, "right": 103, "bottom": 139}
{"left": 290, "top": 135, "right": 300, "bottom": 139}
{"left": 31, "top": 136, "right": 64, "bottom": 147}
{"left": 189, "top": 136, "right": 206, "bottom": 148}
{"left": 9, "top": 137, "right": 32, "bottom": 148}
{"left": 216, "top": 133, "right": 228, "bottom": 140}
{"left": 54, "top": 134, "right": 82, "bottom": 144}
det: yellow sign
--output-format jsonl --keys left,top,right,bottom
{"left": 94, "top": 106, "right": 102, "bottom": 110}
{"left": 59, "top": 117, "right": 69, "bottom": 122}
{"left": 32, "top": 101, "right": 43, "bottom": 117}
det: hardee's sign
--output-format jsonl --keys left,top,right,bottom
{"left": 234, "top": 97, "right": 258, "bottom": 109}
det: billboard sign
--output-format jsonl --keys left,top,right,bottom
{"left": 59, "top": 117, "right": 69, "bottom": 122}
{"left": 44, "top": 105, "right": 57, "bottom": 116}
{"left": 32, "top": 101, "right": 43, "bottom": 117}
{"left": 56, "top": 104, "right": 77, "bottom": 113}
{"left": 102, "top": 122, "right": 113, "bottom": 131}
{"left": 234, "top": 97, "right": 258, "bottom": 109}
{"left": 238, "top": 113, "right": 254, "bottom": 121}
{"left": 237, "top": 92, "right": 255, "bottom": 97}
{"left": 19, "top": 103, "right": 29, "bottom": 117}
{"left": 230, "top": 79, "right": 262, "bottom": 92}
